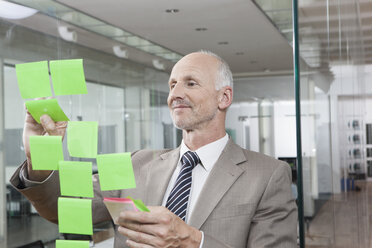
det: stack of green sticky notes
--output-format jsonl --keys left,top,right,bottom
{"left": 96, "top": 153, "right": 136, "bottom": 191}
{"left": 29, "top": 136, "right": 64, "bottom": 170}
{"left": 127, "top": 196, "right": 150, "bottom": 212}
{"left": 56, "top": 240, "right": 89, "bottom": 248}
{"left": 59, "top": 161, "right": 94, "bottom": 198}
{"left": 15, "top": 61, "right": 52, "bottom": 99}
{"left": 67, "top": 121, "right": 98, "bottom": 158}
{"left": 58, "top": 197, "right": 93, "bottom": 235}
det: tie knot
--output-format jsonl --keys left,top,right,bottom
{"left": 181, "top": 151, "right": 200, "bottom": 170}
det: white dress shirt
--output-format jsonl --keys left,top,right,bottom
{"left": 161, "top": 133, "right": 229, "bottom": 222}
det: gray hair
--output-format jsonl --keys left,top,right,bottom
{"left": 198, "top": 50, "right": 233, "bottom": 90}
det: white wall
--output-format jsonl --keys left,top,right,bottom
{"left": 226, "top": 102, "right": 259, "bottom": 152}
{"left": 273, "top": 101, "right": 297, "bottom": 158}
{"left": 4, "top": 66, "right": 25, "bottom": 129}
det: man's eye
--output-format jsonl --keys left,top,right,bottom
{"left": 170, "top": 83, "right": 176, "bottom": 89}
{"left": 187, "top": 81, "right": 196, "bottom": 86}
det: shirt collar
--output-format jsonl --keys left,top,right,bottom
{"left": 179, "top": 133, "right": 229, "bottom": 172}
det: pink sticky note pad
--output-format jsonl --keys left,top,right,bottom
{"left": 103, "top": 197, "right": 139, "bottom": 224}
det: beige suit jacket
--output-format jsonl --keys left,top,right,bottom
{"left": 10, "top": 139, "right": 297, "bottom": 248}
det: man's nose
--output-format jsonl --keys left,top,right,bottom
{"left": 169, "top": 83, "right": 185, "bottom": 99}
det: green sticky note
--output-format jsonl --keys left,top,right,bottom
{"left": 58, "top": 197, "right": 93, "bottom": 235}
{"left": 15, "top": 61, "right": 52, "bottom": 99}
{"left": 59, "top": 161, "right": 94, "bottom": 198}
{"left": 127, "top": 196, "right": 150, "bottom": 212}
{"left": 29, "top": 136, "right": 64, "bottom": 170}
{"left": 56, "top": 240, "right": 89, "bottom": 248}
{"left": 50, "top": 59, "right": 87, "bottom": 96}
{"left": 97, "top": 153, "right": 136, "bottom": 191}
{"left": 67, "top": 121, "right": 98, "bottom": 158}
{"left": 25, "top": 98, "right": 69, "bottom": 124}
{"left": 134, "top": 199, "right": 150, "bottom": 212}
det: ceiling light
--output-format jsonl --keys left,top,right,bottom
{"left": 218, "top": 41, "right": 229, "bottom": 45}
{"left": 195, "top": 28, "right": 207, "bottom": 31}
{"left": 165, "top": 9, "right": 179, "bottom": 13}
{"left": 0, "top": 0, "right": 37, "bottom": 20}
{"left": 113, "top": 45, "right": 129, "bottom": 58}
{"left": 58, "top": 26, "right": 77, "bottom": 42}
{"left": 152, "top": 59, "right": 165, "bottom": 70}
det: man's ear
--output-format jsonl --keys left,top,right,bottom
{"left": 218, "top": 86, "right": 233, "bottom": 110}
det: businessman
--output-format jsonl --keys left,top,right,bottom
{"left": 11, "top": 51, "right": 297, "bottom": 248}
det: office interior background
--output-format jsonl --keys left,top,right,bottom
{"left": 0, "top": 0, "right": 371, "bottom": 247}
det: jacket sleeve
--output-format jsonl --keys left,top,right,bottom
{"left": 9, "top": 161, "right": 118, "bottom": 225}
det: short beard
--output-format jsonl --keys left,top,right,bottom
{"left": 171, "top": 108, "right": 217, "bottom": 131}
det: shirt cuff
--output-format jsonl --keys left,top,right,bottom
{"left": 199, "top": 231, "right": 204, "bottom": 248}
{"left": 19, "top": 164, "right": 55, "bottom": 188}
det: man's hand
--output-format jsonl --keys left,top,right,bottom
{"left": 23, "top": 110, "right": 67, "bottom": 181}
{"left": 117, "top": 206, "right": 202, "bottom": 248}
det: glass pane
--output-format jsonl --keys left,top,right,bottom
{"left": 4, "top": 0, "right": 370, "bottom": 247}
{"left": 255, "top": 0, "right": 292, "bottom": 41}
{"left": 0, "top": 0, "right": 298, "bottom": 247}
{"left": 297, "top": 0, "right": 369, "bottom": 247}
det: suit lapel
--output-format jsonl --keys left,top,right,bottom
{"left": 188, "top": 140, "right": 246, "bottom": 229}
{"left": 144, "top": 147, "right": 180, "bottom": 206}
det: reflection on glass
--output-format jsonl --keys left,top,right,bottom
{"left": 8, "top": 0, "right": 183, "bottom": 63}
{"left": 86, "top": 25, "right": 131, "bottom": 37}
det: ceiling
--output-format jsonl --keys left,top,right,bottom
{"left": 298, "top": 0, "right": 371, "bottom": 66}
{"left": 2, "top": 0, "right": 371, "bottom": 101}
{"left": 56, "top": 0, "right": 295, "bottom": 74}
{"left": 2, "top": 0, "right": 371, "bottom": 73}
{"left": 10, "top": 0, "right": 293, "bottom": 74}
{"left": 55, "top": 0, "right": 372, "bottom": 73}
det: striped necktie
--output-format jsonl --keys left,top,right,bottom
{"left": 166, "top": 151, "right": 200, "bottom": 221}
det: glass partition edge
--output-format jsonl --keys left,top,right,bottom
{"left": 292, "top": 0, "right": 305, "bottom": 247}
{"left": 0, "top": 58, "right": 6, "bottom": 247}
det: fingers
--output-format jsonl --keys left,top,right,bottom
{"left": 126, "top": 239, "right": 153, "bottom": 248}
{"left": 117, "top": 207, "right": 193, "bottom": 248}
{"left": 117, "top": 207, "right": 175, "bottom": 233}
{"left": 118, "top": 206, "right": 169, "bottom": 225}
{"left": 40, "top": 115, "right": 67, "bottom": 136}
{"left": 117, "top": 226, "right": 156, "bottom": 248}
{"left": 117, "top": 207, "right": 175, "bottom": 237}
{"left": 40, "top": 115, "right": 57, "bottom": 135}
{"left": 118, "top": 211, "right": 156, "bottom": 225}
{"left": 118, "top": 220, "right": 158, "bottom": 236}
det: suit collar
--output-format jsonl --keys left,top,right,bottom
{"left": 160, "top": 146, "right": 180, "bottom": 160}
{"left": 145, "top": 147, "right": 180, "bottom": 206}
{"left": 225, "top": 138, "right": 247, "bottom": 165}
{"left": 188, "top": 139, "right": 246, "bottom": 229}
{"left": 145, "top": 138, "right": 247, "bottom": 229}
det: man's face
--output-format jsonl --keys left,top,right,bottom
{"left": 167, "top": 53, "right": 220, "bottom": 130}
